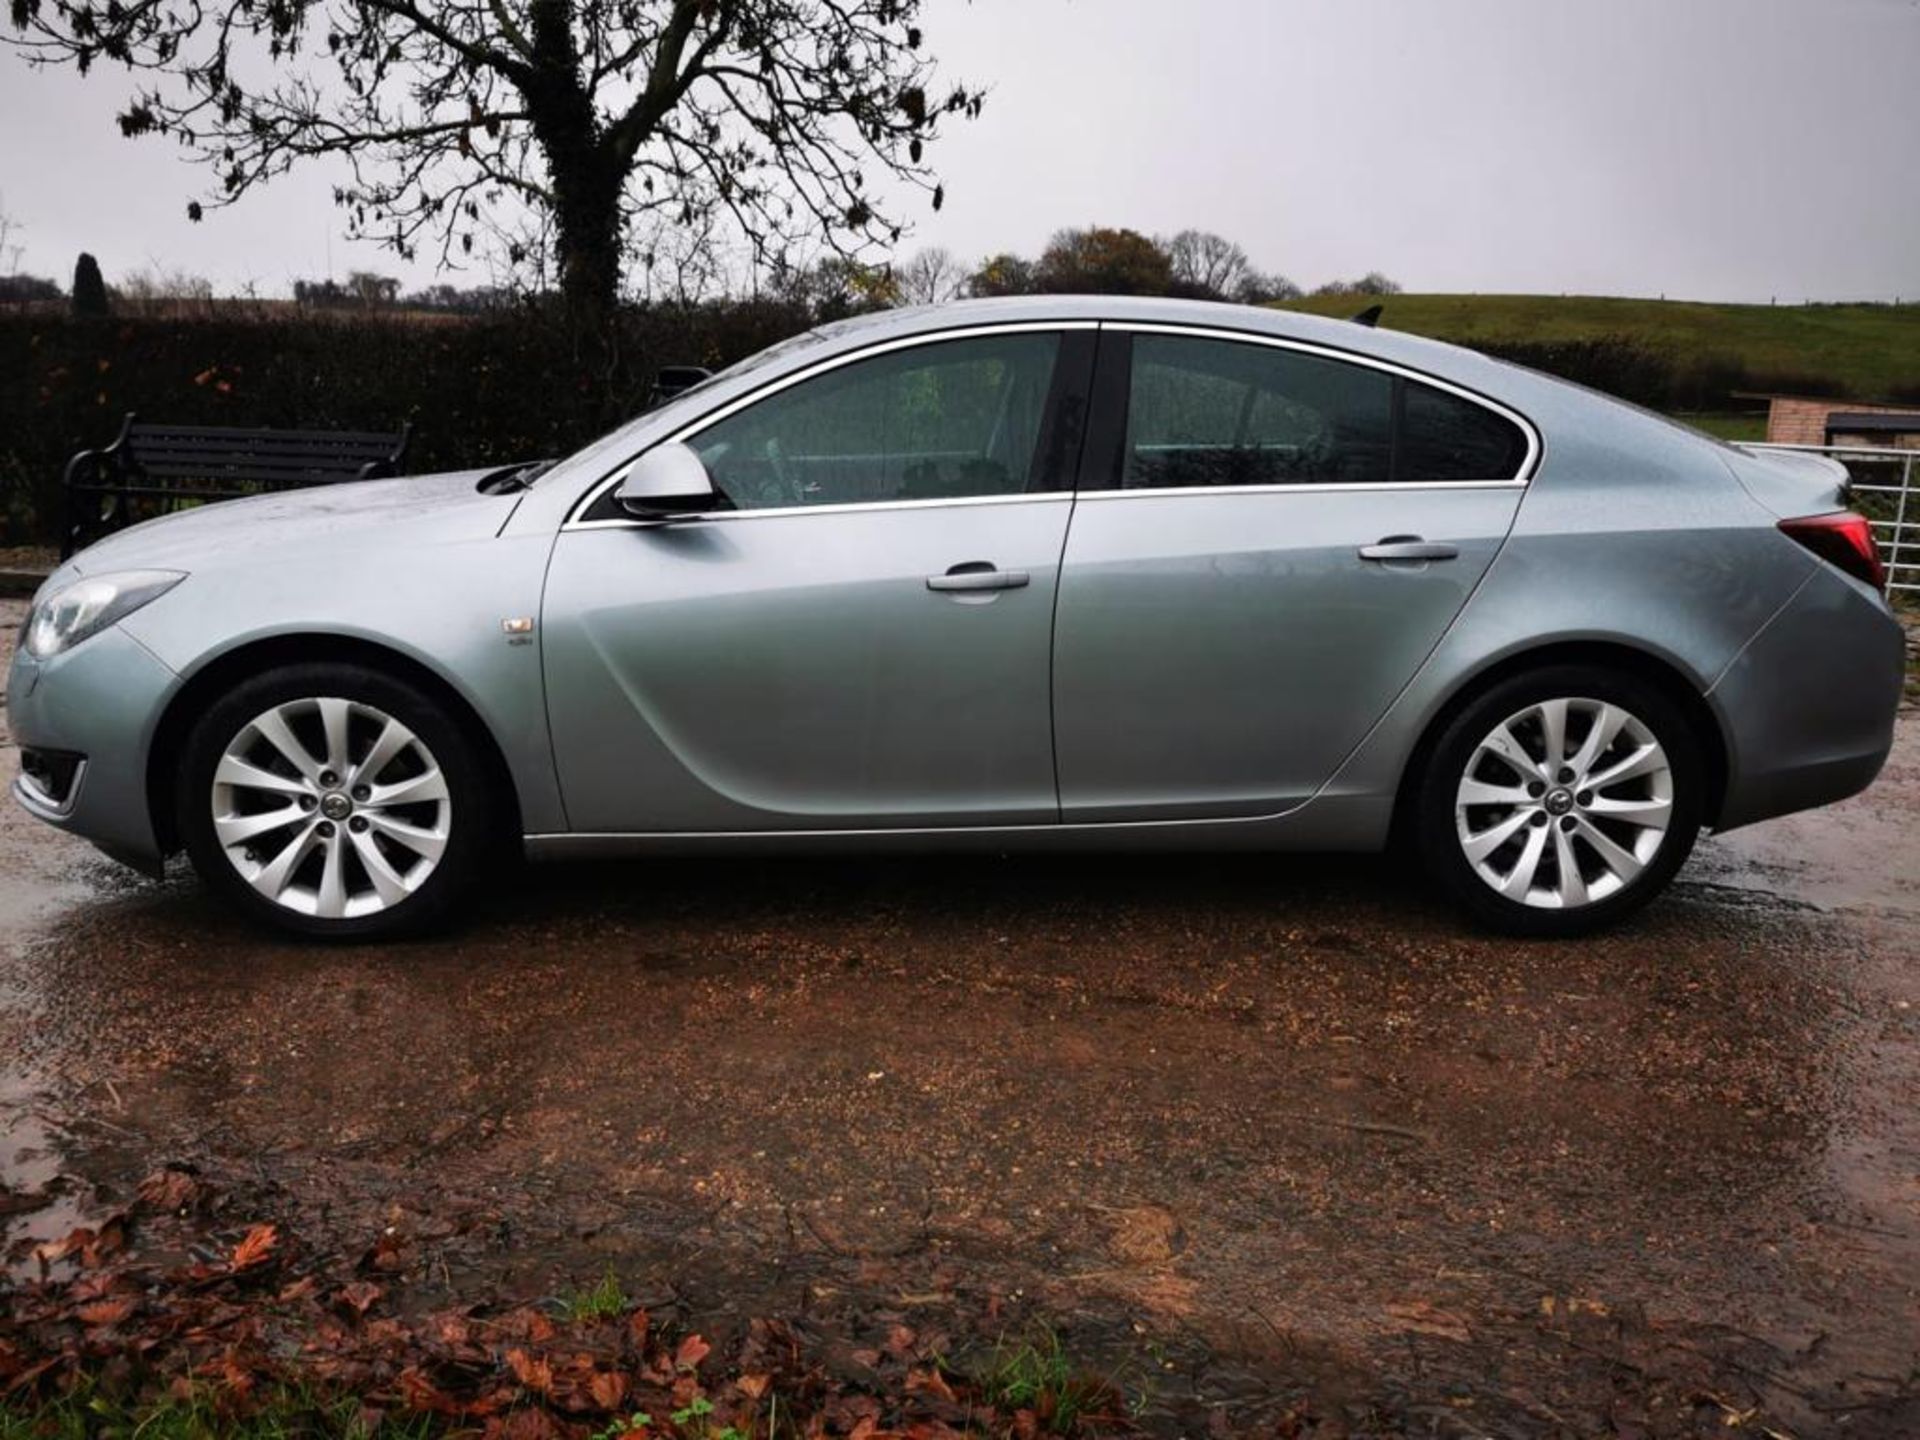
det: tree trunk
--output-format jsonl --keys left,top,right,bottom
{"left": 523, "top": 0, "right": 625, "bottom": 355}
{"left": 551, "top": 156, "right": 625, "bottom": 339}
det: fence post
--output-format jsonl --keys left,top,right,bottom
{"left": 1895, "top": 454, "right": 1913, "bottom": 597}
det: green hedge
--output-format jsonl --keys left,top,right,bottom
{"left": 0, "top": 302, "right": 810, "bottom": 544}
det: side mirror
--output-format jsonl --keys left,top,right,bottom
{"left": 614, "top": 443, "right": 719, "bottom": 519}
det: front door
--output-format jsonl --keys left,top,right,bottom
{"left": 1052, "top": 327, "right": 1534, "bottom": 821}
{"left": 542, "top": 326, "right": 1092, "bottom": 832}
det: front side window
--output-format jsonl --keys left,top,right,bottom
{"left": 690, "top": 332, "right": 1062, "bottom": 510}
{"left": 1119, "top": 334, "right": 1527, "bottom": 489}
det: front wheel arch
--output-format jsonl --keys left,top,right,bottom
{"left": 1389, "top": 640, "right": 1730, "bottom": 848}
{"left": 146, "top": 634, "right": 523, "bottom": 860}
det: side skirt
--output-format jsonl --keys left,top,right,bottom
{"left": 522, "top": 794, "right": 1393, "bottom": 861}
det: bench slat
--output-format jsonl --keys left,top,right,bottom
{"left": 132, "top": 458, "right": 393, "bottom": 476}
{"left": 129, "top": 438, "right": 399, "bottom": 456}
{"left": 127, "top": 425, "right": 403, "bottom": 444}
{"left": 128, "top": 442, "right": 400, "bottom": 460}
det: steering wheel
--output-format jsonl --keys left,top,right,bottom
{"left": 762, "top": 438, "right": 805, "bottom": 506}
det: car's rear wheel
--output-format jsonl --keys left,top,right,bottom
{"left": 178, "top": 663, "right": 492, "bottom": 939}
{"left": 1414, "top": 665, "right": 1704, "bottom": 936}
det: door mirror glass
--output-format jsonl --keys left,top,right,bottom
{"left": 613, "top": 442, "right": 719, "bottom": 517}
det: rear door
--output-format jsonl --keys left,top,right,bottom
{"left": 1052, "top": 326, "right": 1536, "bottom": 822}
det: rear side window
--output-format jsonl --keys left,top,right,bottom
{"left": 1124, "top": 336, "right": 1393, "bottom": 488}
{"left": 1118, "top": 334, "right": 1529, "bottom": 489}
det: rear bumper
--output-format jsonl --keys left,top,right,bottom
{"left": 6, "top": 625, "right": 179, "bottom": 873}
{"left": 1709, "top": 566, "right": 1906, "bottom": 831}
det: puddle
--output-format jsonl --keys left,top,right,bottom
{"left": 0, "top": 1073, "right": 91, "bottom": 1278}
{"left": 1693, "top": 716, "right": 1920, "bottom": 918}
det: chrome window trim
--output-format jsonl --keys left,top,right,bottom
{"left": 563, "top": 320, "right": 1098, "bottom": 531}
{"left": 1074, "top": 478, "right": 1525, "bottom": 502}
{"left": 1109, "top": 321, "right": 1544, "bottom": 487}
{"left": 565, "top": 490, "right": 1074, "bottom": 530}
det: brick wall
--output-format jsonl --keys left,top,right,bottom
{"left": 1766, "top": 396, "right": 1920, "bottom": 445}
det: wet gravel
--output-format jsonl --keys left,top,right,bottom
{"left": 3, "top": 596, "right": 1917, "bottom": 1435}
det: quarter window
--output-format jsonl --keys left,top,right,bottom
{"left": 689, "top": 332, "right": 1062, "bottom": 510}
{"left": 1119, "top": 334, "right": 1527, "bottom": 489}
{"left": 1399, "top": 377, "right": 1531, "bottom": 482}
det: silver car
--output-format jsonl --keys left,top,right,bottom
{"left": 8, "top": 298, "right": 1905, "bottom": 939}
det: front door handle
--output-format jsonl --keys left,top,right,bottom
{"left": 1359, "top": 536, "right": 1460, "bottom": 563}
{"left": 927, "top": 563, "right": 1031, "bottom": 593}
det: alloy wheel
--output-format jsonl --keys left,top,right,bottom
{"left": 210, "top": 696, "right": 452, "bottom": 919}
{"left": 1454, "top": 696, "right": 1674, "bottom": 910}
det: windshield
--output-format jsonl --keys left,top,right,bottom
{"left": 527, "top": 325, "right": 835, "bottom": 486}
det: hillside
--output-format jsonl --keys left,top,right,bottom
{"left": 1277, "top": 293, "right": 1920, "bottom": 407}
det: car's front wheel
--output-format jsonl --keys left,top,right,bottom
{"left": 178, "top": 662, "right": 494, "bottom": 939}
{"left": 1414, "top": 666, "right": 1705, "bottom": 936}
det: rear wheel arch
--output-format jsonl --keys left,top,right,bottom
{"left": 146, "top": 634, "right": 523, "bottom": 858}
{"left": 1390, "top": 639, "right": 1731, "bottom": 843}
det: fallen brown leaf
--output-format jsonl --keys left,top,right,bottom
{"left": 75, "top": 1297, "right": 138, "bottom": 1327}
{"left": 1384, "top": 1299, "right": 1472, "bottom": 1343}
{"left": 506, "top": 1346, "right": 555, "bottom": 1394}
{"left": 230, "top": 1223, "right": 278, "bottom": 1271}
{"left": 674, "top": 1332, "right": 711, "bottom": 1371}
{"left": 737, "top": 1370, "right": 772, "bottom": 1400}
{"left": 904, "top": 1367, "right": 956, "bottom": 1404}
{"left": 136, "top": 1168, "right": 199, "bottom": 1213}
{"left": 589, "top": 1369, "right": 629, "bottom": 1410}
{"left": 335, "top": 1281, "right": 384, "bottom": 1316}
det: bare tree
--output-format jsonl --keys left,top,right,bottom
{"left": 894, "top": 245, "right": 964, "bottom": 305}
{"left": 118, "top": 265, "right": 216, "bottom": 314}
{"left": 1314, "top": 271, "right": 1402, "bottom": 298}
{"left": 7, "top": 1, "right": 983, "bottom": 339}
{"left": 0, "top": 194, "right": 23, "bottom": 276}
{"left": 1164, "top": 228, "right": 1250, "bottom": 299}
{"left": 1232, "top": 268, "right": 1302, "bottom": 305}
{"left": 345, "top": 270, "right": 401, "bottom": 307}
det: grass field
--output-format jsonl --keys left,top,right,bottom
{"left": 1670, "top": 411, "right": 1770, "bottom": 442}
{"left": 1278, "top": 293, "right": 1920, "bottom": 403}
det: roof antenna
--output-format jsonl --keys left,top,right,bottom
{"left": 1350, "top": 304, "right": 1384, "bottom": 328}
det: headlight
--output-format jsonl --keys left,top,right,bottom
{"left": 24, "top": 570, "right": 186, "bottom": 659}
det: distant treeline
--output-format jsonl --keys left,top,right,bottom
{"left": 1, "top": 227, "right": 1388, "bottom": 317}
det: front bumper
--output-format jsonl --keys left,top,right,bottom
{"left": 7, "top": 624, "right": 181, "bottom": 873}
{"left": 1709, "top": 565, "right": 1907, "bottom": 831}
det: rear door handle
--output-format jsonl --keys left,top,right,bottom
{"left": 927, "top": 564, "right": 1030, "bottom": 593}
{"left": 1359, "top": 536, "right": 1460, "bottom": 563}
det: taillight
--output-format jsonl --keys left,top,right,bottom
{"left": 1779, "top": 511, "right": 1886, "bottom": 592}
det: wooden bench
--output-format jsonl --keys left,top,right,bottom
{"left": 61, "top": 413, "right": 413, "bottom": 557}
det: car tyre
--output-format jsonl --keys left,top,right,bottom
{"left": 177, "top": 662, "right": 493, "bottom": 940}
{"left": 1414, "top": 665, "right": 1705, "bottom": 937}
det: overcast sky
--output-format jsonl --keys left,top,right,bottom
{"left": 1, "top": 0, "right": 1916, "bottom": 302}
